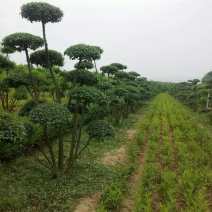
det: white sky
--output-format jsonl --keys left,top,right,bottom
{"left": 1, "top": 0, "right": 212, "bottom": 82}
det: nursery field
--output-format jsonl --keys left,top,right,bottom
{"left": 130, "top": 93, "right": 212, "bottom": 212}
{"left": 0, "top": 93, "right": 212, "bottom": 212}
{"left": 0, "top": 2, "right": 212, "bottom": 211}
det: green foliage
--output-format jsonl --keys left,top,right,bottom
{"left": 13, "top": 86, "right": 28, "bottom": 101}
{"left": 100, "top": 165, "right": 134, "bottom": 211}
{"left": 30, "top": 49, "right": 64, "bottom": 68}
{"left": 2, "top": 33, "right": 44, "bottom": 51}
{"left": 19, "top": 100, "right": 45, "bottom": 117}
{"left": 62, "top": 69, "right": 98, "bottom": 86}
{"left": 69, "top": 87, "right": 94, "bottom": 104}
{"left": 92, "top": 46, "right": 104, "bottom": 60}
{"left": 110, "top": 63, "right": 127, "bottom": 71}
{"left": 86, "top": 120, "right": 115, "bottom": 140}
{"left": 128, "top": 71, "right": 140, "bottom": 77}
{"left": 6, "top": 71, "right": 29, "bottom": 88}
{"left": 74, "top": 60, "right": 94, "bottom": 69}
{"left": 0, "top": 111, "right": 26, "bottom": 158}
{"left": 64, "top": 44, "right": 100, "bottom": 61}
{"left": 0, "top": 54, "right": 15, "bottom": 70}
{"left": 29, "top": 102, "right": 70, "bottom": 127}
{"left": 21, "top": 2, "right": 63, "bottom": 24}
{"left": 208, "top": 111, "right": 212, "bottom": 123}
{"left": 0, "top": 46, "right": 15, "bottom": 55}
{"left": 114, "top": 71, "right": 128, "bottom": 80}
{"left": 100, "top": 65, "right": 119, "bottom": 76}
{"left": 101, "top": 180, "right": 124, "bottom": 211}
{"left": 97, "top": 81, "right": 113, "bottom": 91}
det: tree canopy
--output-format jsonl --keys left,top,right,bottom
{"left": 0, "top": 54, "right": 15, "bottom": 70}
{"left": 30, "top": 49, "right": 64, "bottom": 68}
{"left": 2, "top": 33, "right": 44, "bottom": 52}
{"left": 21, "top": 2, "right": 63, "bottom": 24}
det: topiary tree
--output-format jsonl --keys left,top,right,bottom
{"left": 128, "top": 71, "right": 140, "bottom": 78}
{"left": 2, "top": 32, "right": 44, "bottom": 104}
{"left": 110, "top": 63, "right": 127, "bottom": 71}
{"left": 21, "top": 2, "right": 64, "bottom": 103}
{"left": 29, "top": 102, "right": 71, "bottom": 174}
{"left": 64, "top": 44, "right": 95, "bottom": 86}
{"left": 65, "top": 87, "right": 110, "bottom": 174}
{"left": 30, "top": 49, "right": 64, "bottom": 68}
{"left": 100, "top": 65, "right": 119, "bottom": 77}
{"left": 64, "top": 43, "right": 100, "bottom": 108}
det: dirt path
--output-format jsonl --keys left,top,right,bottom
{"left": 101, "top": 129, "right": 137, "bottom": 166}
{"left": 120, "top": 121, "right": 152, "bottom": 212}
{"left": 74, "top": 117, "right": 143, "bottom": 212}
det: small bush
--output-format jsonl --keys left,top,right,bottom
{"left": 0, "top": 111, "right": 26, "bottom": 159}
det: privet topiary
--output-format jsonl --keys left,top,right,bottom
{"left": 29, "top": 102, "right": 70, "bottom": 127}
{"left": 86, "top": 120, "right": 115, "bottom": 140}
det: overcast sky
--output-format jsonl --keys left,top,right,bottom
{"left": 1, "top": 0, "right": 212, "bottom": 82}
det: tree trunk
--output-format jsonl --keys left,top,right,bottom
{"left": 44, "top": 126, "right": 57, "bottom": 174}
{"left": 67, "top": 60, "right": 82, "bottom": 109}
{"left": 94, "top": 60, "right": 98, "bottom": 73}
{"left": 24, "top": 47, "right": 39, "bottom": 105}
{"left": 42, "top": 21, "right": 61, "bottom": 103}
{"left": 58, "top": 126, "right": 64, "bottom": 171}
{"left": 65, "top": 100, "right": 79, "bottom": 174}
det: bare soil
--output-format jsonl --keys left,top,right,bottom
{"left": 74, "top": 193, "right": 101, "bottom": 212}
{"left": 74, "top": 119, "right": 142, "bottom": 211}
{"left": 120, "top": 121, "right": 152, "bottom": 212}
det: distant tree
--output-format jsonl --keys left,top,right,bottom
{"left": 128, "top": 71, "right": 140, "bottom": 78}
{"left": 2, "top": 32, "right": 44, "bottom": 104}
{"left": 92, "top": 46, "right": 103, "bottom": 72}
{"left": 110, "top": 63, "right": 127, "bottom": 71}
{"left": 100, "top": 65, "right": 119, "bottom": 77}
{"left": 21, "top": 2, "right": 64, "bottom": 103}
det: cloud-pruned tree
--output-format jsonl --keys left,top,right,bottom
{"left": 21, "top": 2, "right": 64, "bottom": 103}
{"left": 100, "top": 65, "right": 119, "bottom": 77}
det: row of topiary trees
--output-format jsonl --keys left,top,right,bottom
{"left": 169, "top": 72, "right": 212, "bottom": 122}
{"left": 0, "top": 2, "right": 167, "bottom": 176}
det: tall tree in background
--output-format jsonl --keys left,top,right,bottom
{"left": 21, "top": 2, "right": 63, "bottom": 103}
{"left": 92, "top": 46, "right": 103, "bottom": 72}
